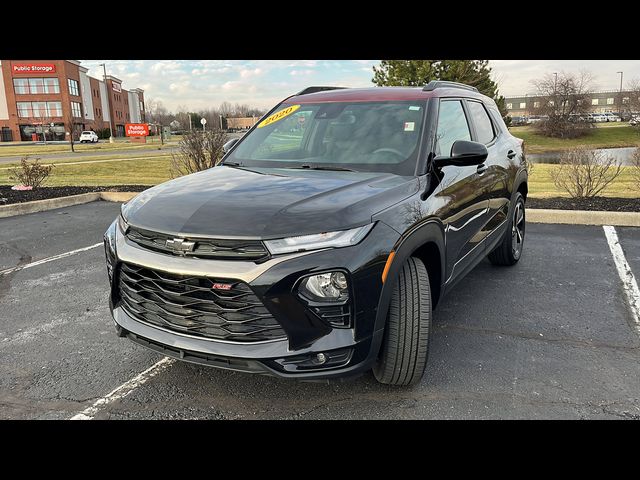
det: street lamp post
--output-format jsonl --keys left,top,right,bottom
{"left": 99, "top": 63, "right": 115, "bottom": 144}
{"left": 617, "top": 71, "right": 624, "bottom": 116}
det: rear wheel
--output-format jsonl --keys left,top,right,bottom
{"left": 488, "top": 192, "right": 525, "bottom": 266}
{"left": 373, "top": 257, "right": 431, "bottom": 386}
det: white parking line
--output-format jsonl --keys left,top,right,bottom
{"left": 603, "top": 225, "right": 640, "bottom": 334}
{"left": 70, "top": 357, "right": 176, "bottom": 420}
{"left": 0, "top": 243, "right": 102, "bottom": 276}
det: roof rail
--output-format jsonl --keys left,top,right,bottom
{"left": 422, "top": 81, "right": 478, "bottom": 93}
{"left": 295, "top": 86, "right": 348, "bottom": 96}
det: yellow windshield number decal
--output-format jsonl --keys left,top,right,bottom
{"left": 257, "top": 105, "right": 301, "bottom": 128}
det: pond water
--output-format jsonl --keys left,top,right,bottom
{"left": 528, "top": 147, "right": 638, "bottom": 165}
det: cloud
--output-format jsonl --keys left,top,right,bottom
{"left": 290, "top": 69, "right": 314, "bottom": 76}
{"left": 239, "top": 68, "right": 264, "bottom": 78}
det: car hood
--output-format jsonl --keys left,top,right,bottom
{"left": 122, "top": 166, "right": 418, "bottom": 238}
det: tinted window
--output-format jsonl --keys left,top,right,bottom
{"left": 436, "top": 100, "right": 471, "bottom": 156}
{"left": 467, "top": 101, "right": 495, "bottom": 144}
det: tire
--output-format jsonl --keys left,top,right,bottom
{"left": 373, "top": 256, "right": 431, "bottom": 386}
{"left": 488, "top": 192, "right": 525, "bottom": 266}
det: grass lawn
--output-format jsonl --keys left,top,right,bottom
{"left": 0, "top": 156, "right": 172, "bottom": 187}
{"left": 0, "top": 152, "right": 171, "bottom": 169}
{"left": 528, "top": 164, "right": 638, "bottom": 198}
{"left": 0, "top": 138, "right": 177, "bottom": 157}
{"left": 510, "top": 124, "right": 640, "bottom": 154}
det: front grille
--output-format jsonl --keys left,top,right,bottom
{"left": 126, "top": 226, "right": 270, "bottom": 261}
{"left": 118, "top": 262, "right": 286, "bottom": 342}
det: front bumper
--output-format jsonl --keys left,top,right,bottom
{"left": 107, "top": 221, "right": 399, "bottom": 380}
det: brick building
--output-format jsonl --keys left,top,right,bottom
{"left": 0, "top": 60, "right": 145, "bottom": 142}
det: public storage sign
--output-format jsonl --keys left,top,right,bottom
{"left": 125, "top": 123, "right": 149, "bottom": 136}
{"left": 13, "top": 63, "right": 56, "bottom": 74}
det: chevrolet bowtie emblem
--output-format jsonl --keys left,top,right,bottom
{"left": 166, "top": 238, "right": 196, "bottom": 254}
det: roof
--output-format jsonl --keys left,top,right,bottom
{"left": 286, "top": 86, "right": 489, "bottom": 104}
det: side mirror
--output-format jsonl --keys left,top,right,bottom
{"left": 223, "top": 138, "right": 239, "bottom": 154}
{"left": 434, "top": 140, "right": 488, "bottom": 168}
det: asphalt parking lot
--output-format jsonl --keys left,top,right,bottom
{"left": 1, "top": 201, "right": 639, "bottom": 419}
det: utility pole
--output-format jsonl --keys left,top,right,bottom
{"left": 617, "top": 71, "right": 624, "bottom": 115}
{"left": 99, "top": 63, "right": 115, "bottom": 144}
{"left": 188, "top": 113, "right": 192, "bottom": 131}
{"left": 553, "top": 72, "right": 558, "bottom": 115}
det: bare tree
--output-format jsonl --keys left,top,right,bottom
{"left": 170, "top": 129, "right": 228, "bottom": 177}
{"left": 551, "top": 147, "right": 622, "bottom": 198}
{"left": 631, "top": 148, "right": 640, "bottom": 193}
{"left": 64, "top": 108, "right": 80, "bottom": 152}
{"left": 626, "top": 78, "right": 640, "bottom": 114}
{"left": 530, "top": 71, "right": 594, "bottom": 138}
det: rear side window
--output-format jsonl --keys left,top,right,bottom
{"left": 466, "top": 101, "right": 495, "bottom": 144}
{"left": 436, "top": 100, "right": 471, "bottom": 156}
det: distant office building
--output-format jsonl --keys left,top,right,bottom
{"left": 0, "top": 60, "right": 145, "bottom": 142}
{"left": 504, "top": 90, "right": 639, "bottom": 117}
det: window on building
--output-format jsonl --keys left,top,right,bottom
{"left": 534, "top": 101, "right": 540, "bottom": 108}
{"left": 623, "top": 97, "right": 630, "bottom": 104}
{"left": 14, "top": 77, "right": 60, "bottom": 94}
{"left": 31, "top": 102, "right": 47, "bottom": 117}
{"left": 47, "top": 102, "right": 62, "bottom": 117}
{"left": 467, "top": 101, "right": 495, "bottom": 144}
{"left": 13, "top": 79, "right": 29, "bottom": 94}
{"left": 506, "top": 103, "right": 513, "bottom": 109}
{"left": 607, "top": 98, "right": 614, "bottom": 105}
{"left": 68, "top": 79, "right": 80, "bottom": 96}
{"left": 519, "top": 102, "right": 526, "bottom": 109}
{"left": 71, "top": 101, "right": 82, "bottom": 118}
{"left": 17, "top": 102, "right": 33, "bottom": 117}
{"left": 592, "top": 98, "right": 599, "bottom": 105}
{"left": 28, "top": 78, "right": 45, "bottom": 94}
{"left": 44, "top": 78, "right": 60, "bottom": 94}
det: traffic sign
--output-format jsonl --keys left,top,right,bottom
{"left": 200, "top": 118, "right": 207, "bottom": 125}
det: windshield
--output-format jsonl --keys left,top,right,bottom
{"left": 224, "top": 101, "right": 426, "bottom": 175}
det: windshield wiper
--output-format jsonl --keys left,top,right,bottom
{"left": 222, "top": 161, "right": 243, "bottom": 167}
{"left": 288, "top": 164, "right": 357, "bottom": 172}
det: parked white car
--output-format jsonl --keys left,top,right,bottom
{"left": 591, "top": 114, "right": 608, "bottom": 123}
{"left": 79, "top": 131, "right": 99, "bottom": 143}
{"left": 604, "top": 113, "right": 621, "bottom": 122}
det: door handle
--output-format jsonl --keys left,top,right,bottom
{"left": 477, "top": 163, "right": 488, "bottom": 174}
{"left": 507, "top": 150, "right": 517, "bottom": 159}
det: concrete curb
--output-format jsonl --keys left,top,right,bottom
{"left": 528, "top": 208, "right": 640, "bottom": 227}
{"left": 0, "top": 191, "right": 138, "bottom": 218}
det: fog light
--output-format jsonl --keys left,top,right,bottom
{"left": 299, "top": 271, "right": 349, "bottom": 302}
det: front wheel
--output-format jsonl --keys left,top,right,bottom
{"left": 488, "top": 192, "right": 525, "bottom": 266}
{"left": 373, "top": 257, "right": 432, "bottom": 386}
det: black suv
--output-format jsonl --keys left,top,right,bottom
{"left": 104, "top": 82, "right": 527, "bottom": 385}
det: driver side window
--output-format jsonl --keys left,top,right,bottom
{"left": 436, "top": 100, "right": 471, "bottom": 156}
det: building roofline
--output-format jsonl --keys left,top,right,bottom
{"left": 505, "top": 89, "right": 634, "bottom": 99}
{"left": 66, "top": 60, "right": 82, "bottom": 66}
{"left": 105, "top": 75, "right": 122, "bottom": 83}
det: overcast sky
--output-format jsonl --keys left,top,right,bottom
{"left": 80, "top": 60, "right": 640, "bottom": 112}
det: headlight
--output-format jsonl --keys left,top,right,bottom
{"left": 299, "top": 271, "right": 349, "bottom": 302}
{"left": 264, "top": 224, "right": 373, "bottom": 255}
{"left": 118, "top": 211, "right": 129, "bottom": 234}
{"left": 104, "top": 219, "right": 117, "bottom": 282}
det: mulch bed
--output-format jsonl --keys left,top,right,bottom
{"left": 528, "top": 196, "right": 640, "bottom": 212}
{"left": 0, "top": 185, "right": 149, "bottom": 205}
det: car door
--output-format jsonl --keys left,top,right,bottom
{"left": 430, "top": 99, "right": 490, "bottom": 284}
{"left": 465, "top": 100, "right": 511, "bottom": 250}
